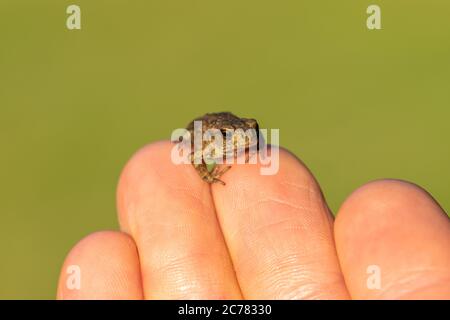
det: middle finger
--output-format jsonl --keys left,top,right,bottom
{"left": 212, "top": 148, "right": 350, "bottom": 299}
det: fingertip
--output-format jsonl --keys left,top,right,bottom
{"left": 335, "top": 179, "right": 450, "bottom": 299}
{"left": 335, "top": 179, "right": 448, "bottom": 240}
{"left": 57, "top": 231, "right": 143, "bottom": 300}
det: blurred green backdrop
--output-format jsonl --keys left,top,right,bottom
{"left": 0, "top": 0, "right": 448, "bottom": 299}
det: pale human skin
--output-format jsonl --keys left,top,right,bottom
{"left": 57, "top": 141, "right": 450, "bottom": 299}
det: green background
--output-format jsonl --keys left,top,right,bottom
{"left": 0, "top": 0, "right": 448, "bottom": 299}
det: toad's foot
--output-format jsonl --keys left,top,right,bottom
{"left": 210, "top": 164, "right": 232, "bottom": 185}
{"left": 194, "top": 162, "right": 231, "bottom": 185}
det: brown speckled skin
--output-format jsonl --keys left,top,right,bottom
{"left": 185, "top": 112, "right": 259, "bottom": 185}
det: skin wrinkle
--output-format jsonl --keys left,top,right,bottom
{"left": 162, "top": 189, "right": 213, "bottom": 220}
{"left": 242, "top": 255, "right": 304, "bottom": 298}
{"left": 229, "top": 215, "right": 311, "bottom": 244}
{"left": 160, "top": 274, "right": 204, "bottom": 298}
{"left": 129, "top": 190, "right": 216, "bottom": 242}
{"left": 222, "top": 179, "right": 257, "bottom": 212}
{"left": 275, "top": 179, "right": 333, "bottom": 239}
{"left": 136, "top": 218, "right": 227, "bottom": 262}
{"left": 233, "top": 211, "right": 341, "bottom": 298}
{"left": 246, "top": 196, "right": 332, "bottom": 246}
{"left": 268, "top": 186, "right": 340, "bottom": 298}
{"left": 280, "top": 270, "right": 347, "bottom": 300}
{"left": 280, "top": 180, "right": 319, "bottom": 195}
{"left": 257, "top": 197, "right": 314, "bottom": 213}
{"left": 362, "top": 267, "right": 450, "bottom": 299}
{"left": 222, "top": 179, "right": 316, "bottom": 217}
{"left": 225, "top": 202, "right": 312, "bottom": 244}
{"left": 145, "top": 251, "right": 231, "bottom": 298}
{"left": 243, "top": 249, "right": 344, "bottom": 299}
{"left": 165, "top": 185, "right": 215, "bottom": 212}
{"left": 285, "top": 263, "right": 345, "bottom": 297}
{"left": 148, "top": 251, "right": 230, "bottom": 275}
{"left": 361, "top": 275, "right": 450, "bottom": 300}
{"left": 136, "top": 220, "right": 195, "bottom": 245}
{"left": 112, "top": 265, "right": 135, "bottom": 296}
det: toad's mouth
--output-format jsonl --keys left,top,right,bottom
{"left": 201, "top": 140, "right": 260, "bottom": 162}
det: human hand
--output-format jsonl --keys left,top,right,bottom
{"left": 57, "top": 141, "right": 450, "bottom": 299}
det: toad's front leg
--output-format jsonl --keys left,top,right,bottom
{"left": 190, "top": 150, "right": 231, "bottom": 185}
{"left": 210, "top": 164, "right": 231, "bottom": 185}
{"left": 194, "top": 162, "right": 230, "bottom": 185}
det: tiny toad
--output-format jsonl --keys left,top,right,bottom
{"left": 184, "top": 112, "right": 259, "bottom": 185}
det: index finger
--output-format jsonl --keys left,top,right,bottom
{"left": 117, "top": 141, "right": 242, "bottom": 299}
